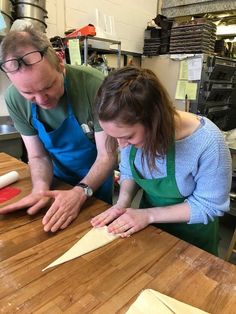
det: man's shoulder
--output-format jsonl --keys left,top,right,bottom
{"left": 6, "top": 83, "right": 20, "bottom": 97}
{"left": 5, "top": 84, "right": 26, "bottom": 104}
{"left": 65, "top": 64, "right": 104, "bottom": 81}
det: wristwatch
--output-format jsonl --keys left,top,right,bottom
{"left": 76, "top": 183, "right": 93, "bottom": 197}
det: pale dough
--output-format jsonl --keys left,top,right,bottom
{"left": 126, "top": 289, "right": 209, "bottom": 314}
{"left": 42, "top": 226, "right": 119, "bottom": 271}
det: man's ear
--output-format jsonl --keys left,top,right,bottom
{"left": 59, "top": 60, "right": 65, "bottom": 74}
{"left": 56, "top": 51, "right": 65, "bottom": 73}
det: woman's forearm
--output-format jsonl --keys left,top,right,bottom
{"left": 147, "top": 201, "right": 191, "bottom": 224}
{"left": 116, "top": 179, "right": 139, "bottom": 208}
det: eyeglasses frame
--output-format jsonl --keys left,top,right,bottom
{"left": 0, "top": 46, "right": 49, "bottom": 73}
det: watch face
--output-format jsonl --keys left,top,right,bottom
{"left": 86, "top": 187, "right": 93, "bottom": 197}
{"left": 77, "top": 183, "right": 93, "bottom": 197}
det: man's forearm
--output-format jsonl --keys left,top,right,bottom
{"left": 28, "top": 156, "right": 53, "bottom": 192}
{"left": 79, "top": 155, "right": 117, "bottom": 191}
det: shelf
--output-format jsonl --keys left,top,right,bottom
{"left": 67, "top": 35, "right": 122, "bottom": 67}
{"left": 230, "top": 199, "right": 236, "bottom": 216}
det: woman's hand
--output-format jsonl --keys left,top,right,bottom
{"left": 106, "top": 208, "right": 151, "bottom": 237}
{"left": 91, "top": 206, "right": 151, "bottom": 237}
{"left": 91, "top": 205, "right": 126, "bottom": 228}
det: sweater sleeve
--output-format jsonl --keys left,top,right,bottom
{"left": 186, "top": 133, "right": 232, "bottom": 224}
{"left": 119, "top": 146, "right": 134, "bottom": 181}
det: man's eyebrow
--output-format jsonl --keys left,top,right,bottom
{"left": 22, "top": 79, "right": 56, "bottom": 94}
{"left": 40, "top": 78, "right": 56, "bottom": 91}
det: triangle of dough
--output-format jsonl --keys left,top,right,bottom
{"left": 42, "top": 226, "right": 119, "bottom": 271}
{"left": 126, "top": 289, "right": 173, "bottom": 314}
{"left": 126, "top": 289, "right": 209, "bottom": 314}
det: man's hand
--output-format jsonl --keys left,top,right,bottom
{"left": 42, "top": 187, "right": 87, "bottom": 232}
{"left": 0, "top": 192, "right": 51, "bottom": 215}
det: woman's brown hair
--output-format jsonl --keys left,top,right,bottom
{"left": 95, "top": 66, "right": 178, "bottom": 169}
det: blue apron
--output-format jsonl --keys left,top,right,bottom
{"left": 31, "top": 98, "right": 112, "bottom": 204}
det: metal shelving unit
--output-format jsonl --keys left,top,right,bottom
{"left": 82, "top": 36, "right": 121, "bottom": 68}
{"left": 66, "top": 35, "right": 122, "bottom": 68}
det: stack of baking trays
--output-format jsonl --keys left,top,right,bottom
{"left": 169, "top": 19, "right": 216, "bottom": 54}
{"left": 143, "top": 27, "right": 161, "bottom": 56}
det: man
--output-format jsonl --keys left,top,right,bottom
{"left": 0, "top": 26, "right": 116, "bottom": 232}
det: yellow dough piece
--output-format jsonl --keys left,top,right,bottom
{"left": 42, "top": 226, "right": 119, "bottom": 271}
{"left": 126, "top": 289, "right": 209, "bottom": 314}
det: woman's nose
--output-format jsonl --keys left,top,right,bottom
{"left": 117, "top": 138, "right": 129, "bottom": 148}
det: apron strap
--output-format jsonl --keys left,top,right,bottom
{"left": 32, "top": 103, "right": 37, "bottom": 119}
{"left": 64, "top": 78, "right": 74, "bottom": 117}
{"left": 166, "top": 144, "right": 175, "bottom": 176}
{"left": 130, "top": 144, "right": 176, "bottom": 176}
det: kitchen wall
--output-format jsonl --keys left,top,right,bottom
{"left": 0, "top": 74, "right": 10, "bottom": 116}
{"left": 0, "top": 0, "right": 157, "bottom": 116}
{"left": 46, "top": 0, "right": 157, "bottom": 53}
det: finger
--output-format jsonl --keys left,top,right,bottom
{"left": 92, "top": 207, "right": 126, "bottom": 227}
{"left": 91, "top": 213, "right": 113, "bottom": 227}
{"left": 0, "top": 203, "right": 23, "bottom": 214}
{"left": 0, "top": 198, "right": 34, "bottom": 214}
{"left": 108, "top": 220, "right": 131, "bottom": 234}
{"left": 120, "top": 226, "right": 136, "bottom": 238}
{"left": 42, "top": 201, "right": 60, "bottom": 225}
{"left": 44, "top": 212, "right": 68, "bottom": 232}
{"left": 27, "top": 198, "right": 49, "bottom": 215}
{"left": 60, "top": 216, "right": 74, "bottom": 230}
{"left": 42, "top": 190, "right": 59, "bottom": 198}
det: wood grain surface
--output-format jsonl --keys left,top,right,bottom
{"left": 0, "top": 153, "right": 236, "bottom": 314}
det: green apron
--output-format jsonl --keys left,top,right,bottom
{"left": 129, "top": 145, "right": 219, "bottom": 255}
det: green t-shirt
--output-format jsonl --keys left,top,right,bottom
{"left": 5, "top": 64, "right": 104, "bottom": 136}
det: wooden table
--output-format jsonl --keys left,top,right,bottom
{"left": 0, "top": 152, "right": 236, "bottom": 314}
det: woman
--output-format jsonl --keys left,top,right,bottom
{"left": 91, "top": 66, "right": 232, "bottom": 255}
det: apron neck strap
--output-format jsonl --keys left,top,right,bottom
{"left": 130, "top": 144, "right": 176, "bottom": 176}
{"left": 64, "top": 76, "right": 73, "bottom": 115}
{"left": 166, "top": 144, "right": 175, "bottom": 175}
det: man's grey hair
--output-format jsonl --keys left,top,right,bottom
{"left": 0, "top": 26, "right": 62, "bottom": 72}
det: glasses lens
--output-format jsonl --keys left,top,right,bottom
{"left": 1, "top": 59, "right": 19, "bottom": 72}
{"left": 22, "top": 51, "right": 43, "bottom": 65}
{"left": 0, "top": 48, "right": 48, "bottom": 73}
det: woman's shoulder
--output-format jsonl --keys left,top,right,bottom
{"left": 177, "top": 112, "right": 223, "bottom": 142}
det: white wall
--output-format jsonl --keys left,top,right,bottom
{"left": 46, "top": 0, "right": 157, "bottom": 53}
{"left": 0, "top": 75, "right": 10, "bottom": 116}
{"left": 0, "top": 0, "right": 157, "bottom": 116}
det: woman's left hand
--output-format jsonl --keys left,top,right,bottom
{"left": 106, "top": 208, "right": 151, "bottom": 238}
{"left": 91, "top": 205, "right": 126, "bottom": 228}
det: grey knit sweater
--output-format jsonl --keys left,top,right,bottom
{"left": 119, "top": 117, "right": 232, "bottom": 224}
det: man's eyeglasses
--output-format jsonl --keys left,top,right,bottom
{"left": 0, "top": 47, "right": 49, "bottom": 73}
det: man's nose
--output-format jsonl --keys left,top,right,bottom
{"left": 35, "top": 93, "right": 48, "bottom": 105}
